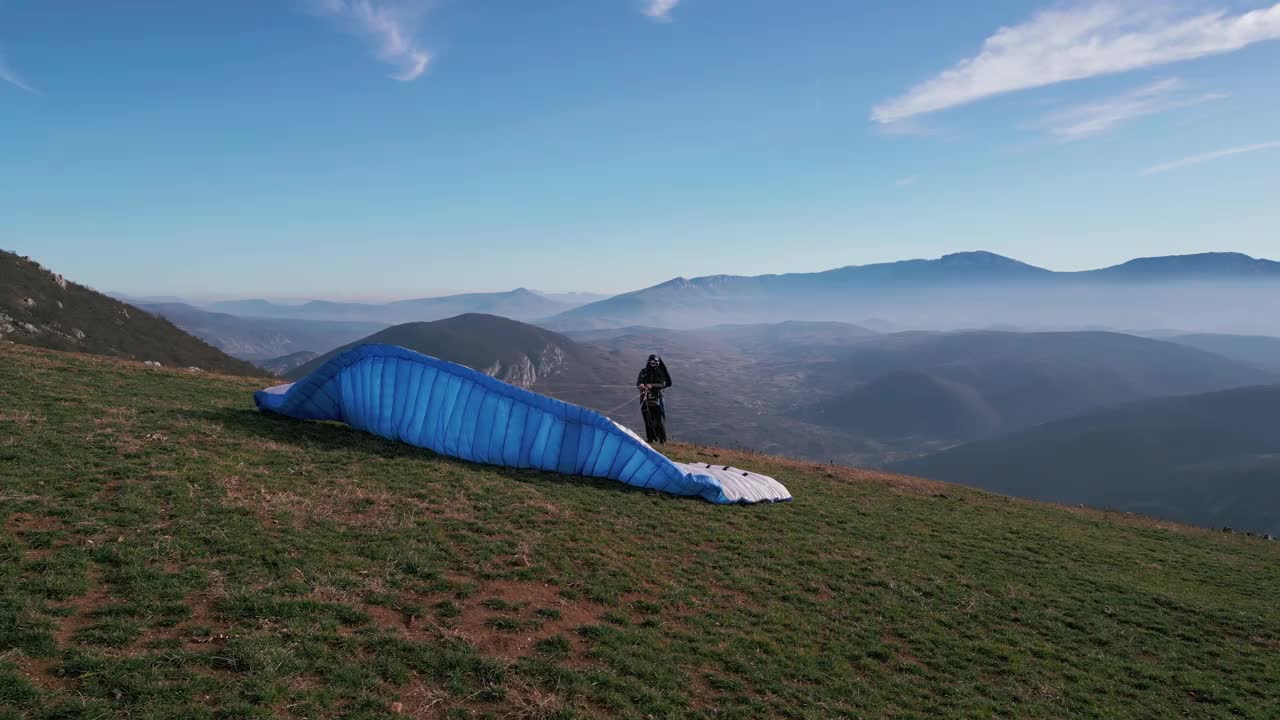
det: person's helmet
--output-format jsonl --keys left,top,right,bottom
{"left": 647, "top": 354, "right": 660, "bottom": 365}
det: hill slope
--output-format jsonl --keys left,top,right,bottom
{"left": 894, "top": 385, "right": 1280, "bottom": 534}
{"left": 799, "top": 370, "right": 1004, "bottom": 440}
{"left": 795, "top": 331, "right": 1276, "bottom": 443}
{"left": 287, "top": 313, "right": 607, "bottom": 387}
{"left": 0, "top": 250, "right": 260, "bottom": 376}
{"left": 1161, "top": 333, "right": 1280, "bottom": 373}
{"left": 2, "top": 343, "right": 1278, "bottom": 719}
{"left": 137, "top": 302, "right": 386, "bottom": 362}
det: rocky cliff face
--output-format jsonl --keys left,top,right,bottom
{"left": 0, "top": 269, "right": 92, "bottom": 348}
{"left": 259, "top": 351, "right": 322, "bottom": 376}
{"left": 480, "top": 343, "right": 569, "bottom": 387}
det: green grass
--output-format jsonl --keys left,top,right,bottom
{"left": 2, "top": 344, "right": 1280, "bottom": 719}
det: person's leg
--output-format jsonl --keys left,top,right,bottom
{"left": 655, "top": 398, "right": 667, "bottom": 443}
{"left": 641, "top": 403, "right": 656, "bottom": 442}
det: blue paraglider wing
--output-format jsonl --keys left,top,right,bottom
{"left": 254, "top": 344, "right": 790, "bottom": 504}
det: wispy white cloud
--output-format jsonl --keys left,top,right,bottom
{"left": 1141, "top": 140, "right": 1280, "bottom": 174}
{"left": 1042, "top": 77, "right": 1228, "bottom": 140}
{"left": 313, "top": 0, "right": 431, "bottom": 81}
{"left": 643, "top": 0, "right": 680, "bottom": 22}
{"left": 872, "top": 2, "right": 1280, "bottom": 124}
{"left": 895, "top": 176, "right": 918, "bottom": 186}
{"left": 0, "top": 51, "right": 34, "bottom": 93}
{"left": 873, "top": 117, "right": 944, "bottom": 138}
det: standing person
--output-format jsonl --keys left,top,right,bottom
{"left": 636, "top": 354, "right": 672, "bottom": 444}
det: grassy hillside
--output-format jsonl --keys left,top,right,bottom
{"left": 0, "top": 250, "right": 260, "bottom": 376}
{"left": 2, "top": 344, "right": 1279, "bottom": 719}
{"left": 893, "top": 385, "right": 1280, "bottom": 535}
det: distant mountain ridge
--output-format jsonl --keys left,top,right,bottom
{"left": 1084, "top": 252, "right": 1280, "bottom": 279}
{"left": 208, "top": 288, "right": 583, "bottom": 324}
{"left": 137, "top": 302, "right": 386, "bottom": 362}
{"left": 547, "top": 251, "right": 1280, "bottom": 331}
{"left": 0, "top": 250, "right": 261, "bottom": 376}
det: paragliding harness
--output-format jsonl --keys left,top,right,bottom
{"left": 637, "top": 354, "right": 671, "bottom": 444}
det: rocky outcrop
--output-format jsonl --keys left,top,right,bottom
{"left": 259, "top": 351, "right": 321, "bottom": 377}
{"left": 479, "top": 343, "right": 570, "bottom": 388}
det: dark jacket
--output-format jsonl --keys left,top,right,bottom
{"left": 636, "top": 356, "right": 672, "bottom": 400}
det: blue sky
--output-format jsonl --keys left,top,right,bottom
{"left": 3, "top": 0, "right": 1279, "bottom": 300}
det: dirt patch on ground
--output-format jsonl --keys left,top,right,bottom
{"left": 1251, "top": 635, "right": 1280, "bottom": 650}
{"left": 4, "top": 652, "right": 69, "bottom": 693}
{"left": 6, "top": 512, "right": 64, "bottom": 561}
{"left": 354, "top": 578, "right": 646, "bottom": 668}
{"left": 4, "top": 512, "right": 63, "bottom": 534}
{"left": 685, "top": 671, "right": 718, "bottom": 712}
{"left": 880, "top": 634, "right": 923, "bottom": 667}
{"left": 51, "top": 569, "right": 111, "bottom": 647}
{"left": 173, "top": 595, "right": 234, "bottom": 651}
{"left": 707, "top": 582, "right": 760, "bottom": 610}
{"left": 387, "top": 676, "right": 450, "bottom": 719}
{"left": 444, "top": 579, "right": 599, "bottom": 663}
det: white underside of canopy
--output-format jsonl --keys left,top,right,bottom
{"left": 607, "top": 418, "right": 790, "bottom": 503}
{"left": 674, "top": 462, "right": 792, "bottom": 503}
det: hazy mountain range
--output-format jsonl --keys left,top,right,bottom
{"left": 545, "top": 251, "right": 1280, "bottom": 333}
{"left": 115, "top": 251, "right": 1280, "bottom": 336}
{"left": 19, "top": 247, "right": 1280, "bottom": 533}
{"left": 137, "top": 302, "right": 386, "bottom": 362}
{"left": 204, "top": 288, "right": 588, "bottom": 324}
